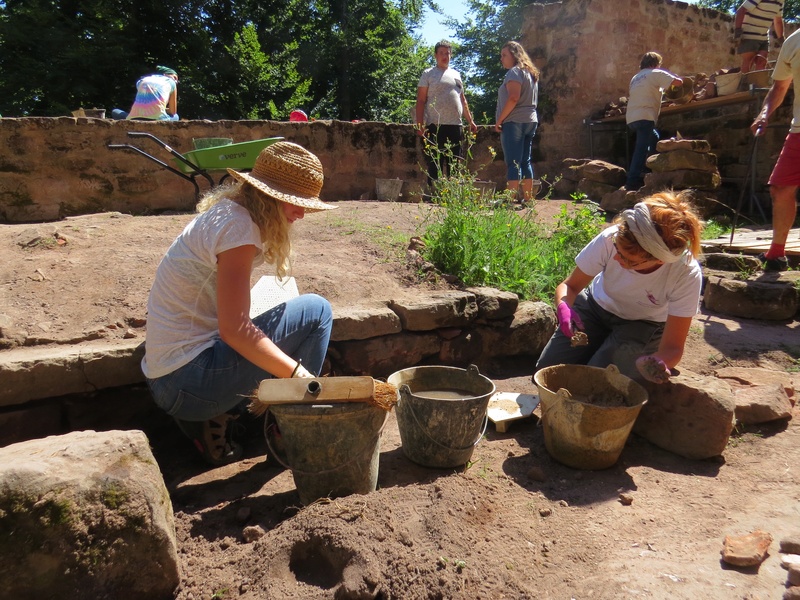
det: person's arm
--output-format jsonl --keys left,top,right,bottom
{"left": 670, "top": 75, "right": 683, "bottom": 88}
{"left": 415, "top": 86, "right": 428, "bottom": 137}
{"left": 773, "top": 15, "right": 784, "bottom": 41}
{"left": 734, "top": 4, "right": 746, "bottom": 29}
{"left": 554, "top": 267, "right": 593, "bottom": 307}
{"left": 751, "top": 77, "right": 792, "bottom": 134}
{"left": 215, "top": 245, "right": 298, "bottom": 378}
{"left": 494, "top": 80, "right": 522, "bottom": 132}
{"left": 167, "top": 85, "right": 178, "bottom": 117}
{"left": 652, "top": 315, "right": 693, "bottom": 369}
{"left": 460, "top": 92, "right": 478, "bottom": 134}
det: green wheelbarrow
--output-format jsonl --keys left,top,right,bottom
{"left": 108, "top": 132, "right": 283, "bottom": 199}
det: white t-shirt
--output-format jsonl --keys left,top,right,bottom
{"left": 576, "top": 227, "right": 702, "bottom": 322}
{"left": 772, "top": 28, "right": 800, "bottom": 134}
{"left": 418, "top": 66, "right": 465, "bottom": 126}
{"left": 626, "top": 68, "right": 677, "bottom": 124}
{"left": 142, "top": 199, "right": 264, "bottom": 379}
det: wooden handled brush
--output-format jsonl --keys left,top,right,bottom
{"left": 249, "top": 376, "right": 398, "bottom": 416}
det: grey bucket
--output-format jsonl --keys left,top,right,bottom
{"left": 387, "top": 364, "right": 496, "bottom": 468}
{"left": 268, "top": 402, "right": 387, "bottom": 505}
{"left": 375, "top": 178, "right": 403, "bottom": 201}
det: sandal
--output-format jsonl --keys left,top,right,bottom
{"left": 175, "top": 413, "right": 244, "bottom": 466}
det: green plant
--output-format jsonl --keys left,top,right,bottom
{"left": 701, "top": 217, "right": 732, "bottom": 240}
{"left": 570, "top": 191, "right": 588, "bottom": 202}
{"left": 211, "top": 589, "right": 229, "bottom": 599}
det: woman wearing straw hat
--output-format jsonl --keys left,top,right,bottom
{"left": 142, "top": 141, "right": 337, "bottom": 465}
{"left": 534, "top": 191, "right": 703, "bottom": 385}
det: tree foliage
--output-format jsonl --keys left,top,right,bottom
{"left": 0, "top": 0, "right": 427, "bottom": 121}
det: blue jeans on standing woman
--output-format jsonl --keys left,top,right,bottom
{"left": 626, "top": 120, "right": 658, "bottom": 190}
{"left": 501, "top": 121, "right": 538, "bottom": 181}
{"left": 146, "top": 294, "right": 333, "bottom": 422}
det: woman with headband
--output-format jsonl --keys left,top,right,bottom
{"left": 534, "top": 191, "right": 703, "bottom": 384}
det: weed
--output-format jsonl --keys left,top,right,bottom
{"left": 211, "top": 589, "right": 229, "bottom": 599}
{"left": 570, "top": 191, "right": 588, "bottom": 202}
{"left": 454, "top": 559, "right": 467, "bottom": 571}
{"left": 701, "top": 217, "right": 732, "bottom": 240}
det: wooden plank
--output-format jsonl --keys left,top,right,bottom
{"left": 256, "top": 376, "right": 375, "bottom": 405}
{"left": 701, "top": 227, "right": 800, "bottom": 256}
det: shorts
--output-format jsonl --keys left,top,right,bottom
{"left": 769, "top": 132, "right": 800, "bottom": 187}
{"left": 737, "top": 38, "right": 768, "bottom": 54}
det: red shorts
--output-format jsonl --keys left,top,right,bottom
{"left": 769, "top": 132, "right": 800, "bottom": 187}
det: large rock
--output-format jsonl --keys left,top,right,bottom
{"left": 656, "top": 138, "right": 711, "bottom": 153}
{"left": 330, "top": 331, "right": 441, "bottom": 378}
{"left": 579, "top": 159, "right": 627, "bottom": 186}
{"left": 644, "top": 169, "right": 721, "bottom": 190}
{"left": 600, "top": 187, "right": 637, "bottom": 213}
{"left": 714, "top": 366, "right": 799, "bottom": 402}
{"left": 702, "top": 253, "right": 762, "bottom": 272}
{"left": 731, "top": 383, "right": 794, "bottom": 425}
{"left": 561, "top": 158, "right": 592, "bottom": 182}
{"left": 389, "top": 291, "right": 479, "bottom": 331}
{"left": 331, "top": 302, "right": 402, "bottom": 341}
{"left": 577, "top": 178, "right": 619, "bottom": 202}
{"left": 646, "top": 149, "right": 718, "bottom": 173}
{"left": 464, "top": 286, "right": 519, "bottom": 320}
{"left": 0, "top": 430, "right": 179, "bottom": 600}
{"left": 703, "top": 275, "right": 798, "bottom": 320}
{"left": 633, "top": 370, "right": 736, "bottom": 459}
{"left": 476, "top": 301, "right": 556, "bottom": 363}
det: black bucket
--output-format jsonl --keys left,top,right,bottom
{"left": 387, "top": 364, "right": 495, "bottom": 468}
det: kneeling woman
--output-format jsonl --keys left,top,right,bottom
{"left": 142, "top": 142, "right": 337, "bottom": 465}
{"left": 535, "top": 192, "right": 703, "bottom": 384}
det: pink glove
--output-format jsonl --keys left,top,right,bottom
{"left": 556, "top": 301, "right": 584, "bottom": 338}
{"left": 635, "top": 355, "right": 671, "bottom": 384}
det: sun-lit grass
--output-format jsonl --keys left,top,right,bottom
{"left": 419, "top": 145, "right": 604, "bottom": 301}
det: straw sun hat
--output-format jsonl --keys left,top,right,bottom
{"left": 227, "top": 141, "right": 336, "bottom": 213}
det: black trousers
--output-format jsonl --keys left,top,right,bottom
{"left": 424, "top": 124, "right": 463, "bottom": 186}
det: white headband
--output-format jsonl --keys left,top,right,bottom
{"left": 621, "top": 203, "right": 688, "bottom": 264}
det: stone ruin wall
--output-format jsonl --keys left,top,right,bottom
{"left": 522, "top": 0, "right": 736, "bottom": 168}
{"left": 0, "top": 118, "right": 505, "bottom": 223}
{"left": 521, "top": 0, "right": 796, "bottom": 207}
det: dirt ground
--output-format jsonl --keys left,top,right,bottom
{"left": 2, "top": 200, "right": 800, "bottom": 599}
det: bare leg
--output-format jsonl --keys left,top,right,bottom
{"left": 740, "top": 52, "right": 755, "bottom": 73}
{"left": 752, "top": 51, "right": 768, "bottom": 71}
{"left": 769, "top": 185, "right": 799, "bottom": 249}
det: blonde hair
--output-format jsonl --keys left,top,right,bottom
{"left": 196, "top": 181, "right": 292, "bottom": 279}
{"left": 503, "top": 41, "right": 540, "bottom": 81}
{"left": 614, "top": 191, "right": 703, "bottom": 261}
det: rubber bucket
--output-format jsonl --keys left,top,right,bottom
{"left": 533, "top": 364, "right": 647, "bottom": 470}
{"left": 268, "top": 402, "right": 387, "bottom": 505}
{"left": 387, "top": 364, "right": 496, "bottom": 468}
{"left": 375, "top": 178, "right": 403, "bottom": 201}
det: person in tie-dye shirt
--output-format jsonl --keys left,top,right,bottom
{"left": 113, "top": 66, "right": 179, "bottom": 121}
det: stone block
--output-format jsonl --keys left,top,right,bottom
{"left": 715, "top": 366, "right": 799, "bottom": 403}
{"left": 703, "top": 275, "right": 798, "bottom": 320}
{"left": 656, "top": 138, "right": 711, "bottom": 153}
{"left": 702, "top": 252, "right": 761, "bottom": 272}
{"left": 731, "top": 383, "right": 794, "bottom": 424}
{"left": 643, "top": 169, "right": 721, "bottom": 190}
{"left": 561, "top": 158, "right": 592, "bottom": 182}
{"left": 600, "top": 187, "right": 637, "bottom": 213}
{"left": 0, "top": 430, "right": 179, "bottom": 599}
{"left": 330, "top": 331, "right": 440, "bottom": 378}
{"left": 577, "top": 178, "right": 619, "bottom": 202}
{"left": 633, "top": 370, "right": 736, "bottom": 459}
{"left": 646, "top": 149, "right": 718, "bottom": 173}
{"left": 389, "top": 291, "right": 478, "bottom": 331}
{"left": 464, "top": 286, "right": 519, "bottom": 320}
{"left": 331, "top": 302, "right": 402, "bottom": 341}
{"left": 579, "top": 159, "right": 627, "bottom": 186}
{"left": 478, "top": 301, "right": 556, "bottom": 361}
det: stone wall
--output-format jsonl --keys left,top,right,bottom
{"left": 0, "top": 288, "right": 556, "bottom": 446}
{"left": 0, "top": 118, "right": 505, "bottom": 223}
{"left": 522, "top": 0, "right": 735, "bottom": 169}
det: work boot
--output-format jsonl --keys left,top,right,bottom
{"left": 175, "top": 413, "right": 244, "bottom": 466}
{"left": 758, "top": 252, "right": 789, "bottom": 272}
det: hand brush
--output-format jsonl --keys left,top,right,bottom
{"left": 249, "top": 376, "right": 399, "bottom": 416}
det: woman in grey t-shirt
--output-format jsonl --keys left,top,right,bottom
{"left": 494, "top": 41, "right": 539, "bottom": 203}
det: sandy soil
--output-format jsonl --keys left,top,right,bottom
{"left": 1, "top": 200, "right": 799, "bottom": 599}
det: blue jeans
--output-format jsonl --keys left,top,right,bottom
{"left": 501, "top": 121, "right": 537, "bottom": 180}
{"left": 146, "top": 294, "right": 333, "bottom": 421}
{"left": 626, "top": 120, "right": 658, "bottom": 189}
{"left": 535, "top": 290, "right": 664, "bottom": 382}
